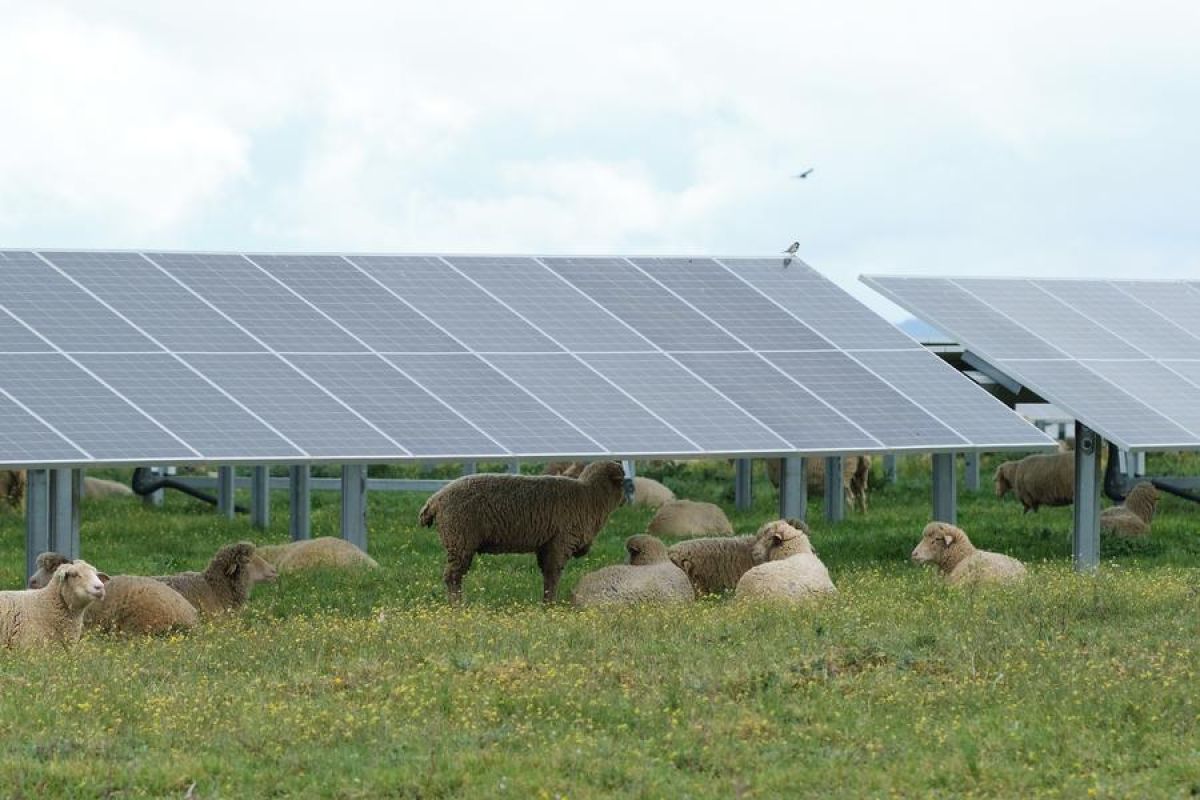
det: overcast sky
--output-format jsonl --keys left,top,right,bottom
{"left": 2, "top": 2, "right": 1197, "bottom": 319}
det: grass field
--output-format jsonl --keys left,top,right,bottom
{"left": 2, "top": 455, "right": 1199, "bottom": 798}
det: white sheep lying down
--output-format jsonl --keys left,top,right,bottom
{"left": 647, "top": 499, "right": 734, "bottom": 537}
{"left": 1, "top": 560, "right": 109, "bottom": 648}
{"left": 255, "top": 537, "right": 379, "bottom": 573}
{"left": 572, "top": 535, "right": 694, "bottom": 608}
{"left": 735, "top": 520, "right": 837, "bottom": 602}
{"left": 911, "top": 522, "right": 1026, "bottom": 586}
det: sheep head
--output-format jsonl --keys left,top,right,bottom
{"left": 28, "top": 551, "right": 71, "bottom": 589}
{"left": 578, "top": 461, "right": 627, "bottom": 505}
{"left": 1123, "top": 482, "right": 1159, "bottom": 524}
{"left": 911, "top": 522, "right": 970, "bottom": 567}
{"left": 625, "top": 534, "right": 668, "bottom": 565}
{"left": 751, "top": 519, "right": 814, "bottom": 563}
{"left": 993, "top": 463, "right": 1015, "bottom": 498}
{"left": 53, "top": 560, "right": 109, "bottom": 611}
{"left": 247, "top": 553, "right": 279, "bottom": 585}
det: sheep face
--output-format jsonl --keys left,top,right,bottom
{"left": 579, "top": 461, "right": 627, "bottom": 504}
{"left": 54, "top": 560, "right": 109, "bottom": 610}
{"left": 626, "top": 535, "right": 668, "bottom": 565}
{"left": 911, "top": 522, "right": 962, "bottom": 564}
{"left": 28, "top": 551, "right": 71, "bottom": 589}
{"left": 751, "top": 520, "right": 814, "bottom": 564}
{"left": 247, "top": 553, "right": 278, "bottom": 585}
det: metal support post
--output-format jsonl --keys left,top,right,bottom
{"left": 883, "top": 453, "right": 897, "bottom": 485}
{"left": 778, "top": 457, "right": 806, "bottom": 521}
{"left": 217, "top": 466, "right": 235, "bottom": 519}
{"left": 251, "top": 466, "right": 270, "bottom": 530}
{"left": 824, "top": 456, "right": 844, "bottom": 522}
{"left": 964, "top": 452, "right": 980, "bottom": 492}
{"left": 25, "top": 469, "right": 50, "bottom": 582}
{"left": 289, "top": 465, "right": 311, "bottom": 541}
{"left": 48, "top": 468, "right": 79, "bottom": 559}
{"left": 508, "top": 459, "right": 520, "bottom": 474}
{"left": 462, "top": 461, "right": 477, "bottom": 476}
{"left": 734, "top": 458, "right": 752, "bottom": 511}
{"left": 931, "top": 452, "right": 957, "bottom": 524}
{"left": 341, "top": 464, "right": 368, "bottom": 550}
{"left": 621, "top": 460, "right": 636, "bottom": 505}
{"left": 70, "top": 469, "right": 82, "bottom": 556}
{"left": 1073, "top": 422, "right": 1101, "bottom": 572}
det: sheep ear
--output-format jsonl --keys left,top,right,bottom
{"left": 942, "top": 533, "right": 954, "bottom": 546}
{"left": 97, "top": 572, "right": 110, "bottom": 584}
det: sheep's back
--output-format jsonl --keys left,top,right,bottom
{"left": 88, "top": 576, "right": 199, "bottom": 634}
{"left": 572, "top": 562, "right": 693, "bottom": 607}
{"left": 735, "top": 554, "right": 836, "bottom": 601}
{"left": 948, "top": 551, "right": 1026, "bottom": 586}
{"left": 667, "top": 536, "right": 755, "bottom": 594}
{"left": 647, "top": 500, "right": 733, "bottom": 537}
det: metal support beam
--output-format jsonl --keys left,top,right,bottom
{"left": 931, "top": 452, "right": 957, "bottom": 524}
{"left": 824, "top": 456, "right": 844, "bottom": 522}
{"left": 251, "top": 466, "right": 270, "bottom": 530}
{"left": 341, "top": 464, "right": 367, "bottom": 550}
{"left": 1073, "top": 422, "right": 1101, "bottom": 572}
{"left": 48, "top": 468, "right": 79, "bottom": 559}
{"left": 883, "top": 453, "right": 897, "bottom": 485}
{"left": 25, "top": 469, "right": 50, "bottom": 582}
{"left": 778, "top": 457, "right": 806, "bottom": 521}
{"left": 288, "top": 465, "right": 311, "bottom": 541}
{"left": 963, "top": 452, "right": 981, "bottom": 492}
{"left": 71, "top": 469, "right": 83, "bottom": 555}
{"left": 734, "top": 458, "right": 752, "bottom": 511}
{"left": 217, "top": 466, "right": 235, "bottom": 519}
{"left": 621, "top": 460, "right": 636, "bottom": 505}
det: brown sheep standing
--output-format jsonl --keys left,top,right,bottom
{"left": 910, "top": 522, "right": 1026, "bottom": 586}
{"left": 1, "top": 470, "right": 25, "bottom": 510}
{"left": 1101, "top": 482, "right": 1159, "bottom": 537}
{"left": 765, "top": 456, "right": 871, "bottom": 513}
{"left": 993, "top": 452, "right": 1074, "bottom": 513}
{"left": 154, "top": 542, "right": 278, "bottom": 615}
{"left": 418, "top": 461, "right": 626, "bottom": 603}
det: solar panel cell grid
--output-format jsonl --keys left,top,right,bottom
{"left": 1033, "top": 281, "right": 1200, "bottom": 360}
{"left": 0, "top": 392, "right": 89, "bottom": 463}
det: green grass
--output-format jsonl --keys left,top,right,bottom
{"left": 2, "top": 455, "right": 1199, "bottom": 798}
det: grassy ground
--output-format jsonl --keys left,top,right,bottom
{"left": 1, "top": 455, "right": 1198, "bottom": 798}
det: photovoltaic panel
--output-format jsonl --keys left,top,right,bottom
{"left": 851, "top": 350, "right": 1045, "bottom": 445}
{"left": 580, "top": 353, "right": 793, "bottom": 453}
{"left": 953, "top": 279, "right": 1144, "bottom": 360}
{"left": 485, "top": 353, "right": 699, "bottom": 454}
{"left": 0, "top": 307, "right": 55, "bottom": 352}
{"left": 147, "top": 252, "right": 366, "bottom": 353}
{"left": 631, "top": 257, "right": 833, "bottom": 351}
{"left": 247, "top": 255, "right": 463, "bottom": 353}
{"left": 445, "top": 256, "right": 653, "bottom": 353}
{"left": 287, "top": 354, "right": 507, "bottom": 458}
{"left": 0, "top": 251, "right": 159, "bottom": 353}
{"left": 0, "top": 354, "right": 196, "bottom": 460}
{"left": 1079, "top": 360, "right": 1200, "bottom": 438}
{"left": 674, "top": 352, "right": 882, "bottom": 451}
{"left": 41, "top": 251, "right": 264, "bottom": 353}
{"left": 541, "top": 257, "right": 746, "bottom": 352}
{"left": 386, "top": 354, "right": 605, "bottom": 456}
{"left": 180, "top": 353, "right": 403, "bottom": 458}
{"left": 725, "top": 258, "right": 918, "bottom": 350}
{"left": 1109, "top": 281, "right": 1200, "bottom": 340}
{"left": 0, "top": 392, "right": 90, "bottom": 463}
{"left": 763, "top": 351, "right": 966, "bottom": 448}
{"left": 1033, "top": 280, "right": 1200, "bottom": 360}
{"left": 73, "top": 353, "right": 304, "bottom": 460}
{"left": 1165, "top": 361, "right": 1200, "bottom": 387}
{"left": 349, "top": 256, "right": 560, "bottom": 353}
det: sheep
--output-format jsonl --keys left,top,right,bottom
{"left": 83, "top": 476, "right": 135, "bottom": 498}
{"left": 765, "top": 456, "right": 871, "bottom": 513}
{"left": 666, "top": 517, "right": 811, "bottom": 596}
{"left": 735, "top": 520, "right": 837, "bottom": 602}
{"left": 910, "top": 522, "right": 1026, "bottom": 586}
{"left": 646, "top": 499, "right": 734, "bottom": 537}
{"left": 571, "top": 534, "right": 694, "bottom": 607}
{"left": 542, "top": 461, "right": 587, "bottom": 478}
{"left": 255, "top": 536, "right": 379, "bottom": 573}
{"left": 0, "top": 560, "right": 108, "bottom": 648}
{"left": 1, "top": 469, "right": 25, "bottom": 510}
{"left": 154, "top": 542, "right": 278, "bottom": 614}
{"left": 993, "top": 452, "right": 1074, "bottom": 513}
{"left": 29, "top": 552, "right": 198, "bottom": 635}
{"left": 418, "top": 460, "right": 627, "bottom": 603}
{"left": 630, "top": 476, "right": 675, "bottom": 509}
{"left": 1101, "top": 482, "right": 1159, "bottom": 537}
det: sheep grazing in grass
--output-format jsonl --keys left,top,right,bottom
{"left": 993, "top": 452, "right": 1074, "bottom": 513}
{"left": 630, "top": 476, "right": 675, "bottom": 509}
{"left": 83, "top": 477, "right": 135, "bottom": 498}
{"left": 1, "top": 470, "right": 25, "bottom": 510}
{"left": 646, "top": 499, "right": 734, "bottom": 537}
{"left": 29, "top": 552, "right": 197, "bottom": 635}
{"left": 256, "top": 537, "right": 379, "bottom": 573}
{"left": 418, "top": 460, "right": 627, "bottom": 603}
{"left": 765, "top": 456, "right": 871, "bottom": 513}
{"left": 735, "top": 520, "right": 836, "bottom": 602}
{"left": 910, "top": 522, "right": 1026, "bottom": 587}
{"left": 0, "top": 560, "right": 108, "bottom": 649}
{"left": 1101, "top": 482, "right": 1159, "bottom": 537}
{"left": 666, "top": 518, "right": 812, "bottom": 596}
{"left": 572, "top": 535, "right": 694, "bottom": 608}
{"left": 154, "top": 542, "right": 278, "bottom": 615}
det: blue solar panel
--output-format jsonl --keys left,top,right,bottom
{"left": 0, "top": 391, "right": 89, "bottom": 463}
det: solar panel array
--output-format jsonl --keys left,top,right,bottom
{"left": 863, "top": 275, "right": 1200, "bottom": 451}
{"left": 0, "top": 251, "right": 1052, "bottom": 467}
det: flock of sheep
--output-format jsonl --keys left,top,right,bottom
{"left": 0, "top": 446, "right": 1164, "bottom": 651}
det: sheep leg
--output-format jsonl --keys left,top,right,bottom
{"left": 443, "top": 551, "right": 474, "bottom": 604}
{"left": 536, "top": 542, "right": 567, "bottom": 603}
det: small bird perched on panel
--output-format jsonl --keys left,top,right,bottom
{"left": 783, "top": 241, "right": 800, "bottom": 255}
{"left": 793, "top": 168, "right": 814, "bottom": 179}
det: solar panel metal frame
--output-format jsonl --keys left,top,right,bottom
{"left": 0, "top": 250, "right": 1054, "bottom": 468}
{"left": 862, "top": 274, "right": 1200, "bottom": 452}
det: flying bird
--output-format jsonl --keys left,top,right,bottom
{"left": 793, "top": 168, "right": 814, "bottom": 179}
{"left": 783, "top": 242, "right": 800, "bottom": 255}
